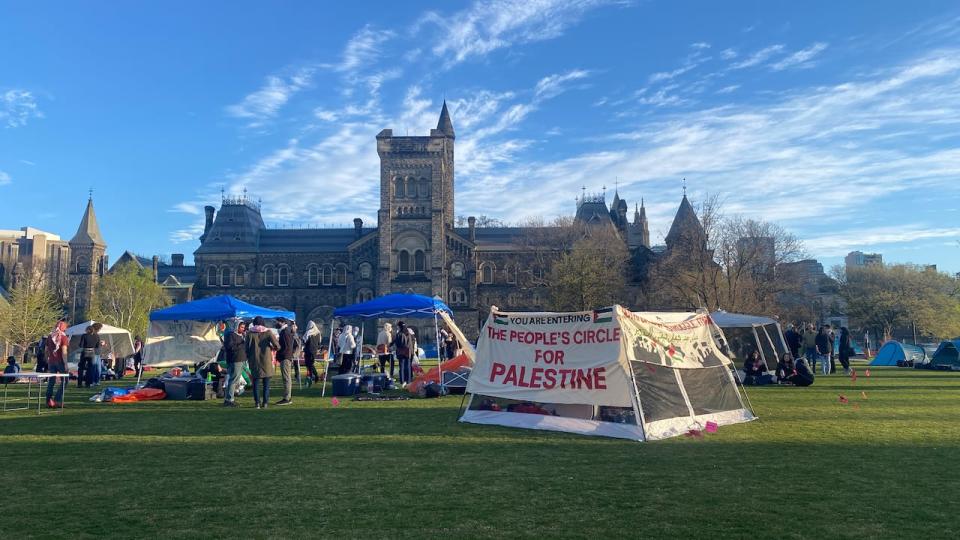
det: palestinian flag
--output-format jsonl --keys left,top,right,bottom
{"left": 593, "top": 307, "right": 613, "bottom": 323}
{"left": 494, "top": 314, "right": 510, "bottom": 326}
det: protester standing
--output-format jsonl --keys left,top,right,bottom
{"left": 393, "top": 321, "right": 415, "bottom": 386}
{"left": 77, "top": 324, "right": 101, "bottom": 388}
{"left": 222, "top": 320, "right": 248, "bottom": 407}
{"left": 34, "top": 340, "right": 48, "bottom": 373}
{"left": 246, "top": 316, "right": 279, "bottom": 409}
{"left": 838, "top": 326, "right": 852, "bottom": 375}
{"left": 132, "top": 337, "right": 144, "bottom": 379}
{"left": 302, "top": 321, "right": 323, "bottom": 386}
{"left": 275, "top": 318, "right": 296, "bottom": 406}
{"left": 376, "top": 323, "right": 394, "bottom": 377}
{"left": 338, "top": 324, "right": 357, "bottom": 375}
{"left": 784, "top": 324, "right": 802, "bottom": 359}
{"left": 44, "top": 320, "right": 70, "bottom": 408}
{"left": 802, "top": 324, "right": 818, "bottom": 372}
{"left": 827, "top": 325, "right": 837, "bottom": 374}
{"left": 815, "top": 326, "right": 832, "bottom": 376}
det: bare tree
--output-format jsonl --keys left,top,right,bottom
{"left": 0, "top": 266, "right": 64, "bottom": 359}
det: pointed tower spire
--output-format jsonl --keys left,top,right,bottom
{"left": 436, "top": 100, "right": 455, "bottom": 138}
{"left": 70, "top": 197, "right": 106, "bottom": 246}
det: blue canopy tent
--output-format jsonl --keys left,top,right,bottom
{"left": 150, "top": 295, "right": 295, "bottom": 321}
{"left": 326, "top": 294, "right": 454, "bottom": 395}
{"left": 143, "top": 296, "right": 295, "bottom": 377}
{"left": 869, "top": 341, "right": 926, "bottom": 367}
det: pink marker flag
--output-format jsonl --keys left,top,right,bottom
{"left": 705, "top": 421, "right": 718, "bottom": 433}
{"left": 839, "top": 394, "right": 849, "bottom": 404}
{"left": 851, "top": 372, "right": 858, "bottom": 382}
{"left": 686, "top": 429, "right": 703, "bottom": 438}
{"left": 331, "top": 397, "right": 340, "bottom": 406}
{"left": 865, "top": 369, "right": 871, "bottom": 377}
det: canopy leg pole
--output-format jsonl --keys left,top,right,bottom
{"left": 357, "top": 325, "right": 365, "bottom": 375}
{"left": 322, "top": 319, "right": 336, "bottom": 398}
{"left": 433, "top": 312, "right": 443, "bottom": 390}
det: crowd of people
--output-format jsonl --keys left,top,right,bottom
{"left": 738, "top": 322, "right": 857, "bottom": 387}
{"left": 217, "top": 317, "right": 461, "bottom": 409}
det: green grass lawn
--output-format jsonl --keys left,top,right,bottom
{"left": 1, "top": 364, "right": 958, "bottom": 539}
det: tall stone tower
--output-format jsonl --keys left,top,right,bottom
{"left": 376, "top": 101, "right": 455, "bottom": 298}
{"left": 69, "top": 197, "right": 107, "bottom": 321}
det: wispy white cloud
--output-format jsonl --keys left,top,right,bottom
{"left": 419, "top": 0, "right": 618, "bottom": 66}
{"left": 805, "top": 225, "right": 960, "bottom": 256}
{"left": 225, "top": 67, "right": 314, "bottom": 128}
{"left": 336, "top": 25, "right": 396, "bottom": 73}
{"left": 0, "top": 171, "right": 11, "bottom": 185}
{"left": 534, "top": 69, "right": 590, "bottom": 99}
{"left": 729, "top": 44, "right": 785, "bottom": 69}
{"left": 771, "top": 42, "right": 829, "bottom": 71}
{"left": 720, "top": 48, "right": 737, "bottom": 60}
{"left": 19, "top": 159, "right": 35, "bottom": 166}
{"left": 716, "top": 84, "right": 740, "bottom": 94}
{"left": 1, "top": 89, "right": 42, "bottom": 128}
{"left": 170, "top": 202, "right": 201, "bottom": 215}
{"left": 690, "top": 42, "right": 711, "bottom": 50}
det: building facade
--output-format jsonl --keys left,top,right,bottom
{"left": 192, "top": 103, "right": 703, "bottom": 340}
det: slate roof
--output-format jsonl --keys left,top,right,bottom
{"left": 70, "top": 198, "right": 106, "bottom": 246}
{"left": 258, "top": 228, "right": 375, "bottom": 253}
{"left": 455, "top": 227, "right": 561, "bottom": 251}
{"left": 665, "top": 194, "right": 706, "bottom": 248}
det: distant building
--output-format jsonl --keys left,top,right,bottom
{"left": 0, "top": 226, "right": 71, "bottom": 295}
{"left": 110, "top": 251, "right": 197, "bottom": 304}
{"left": 845, "top": 250, "right": 883, "bottom": 270}
{"left": 779, "top": 259, "right": 826, "bottom": 296}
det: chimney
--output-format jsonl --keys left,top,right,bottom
{"left": 152, "top": 255, "right": 159, "bottom": 283}
{"left": 171, "top": 253, "right": 184, "bottom": 267}
{"left": 201, "top": 206, "right": 216, "bottom": 242}
{"left": 353, "top": 218, "right": 363, "bottom": 239}
{"left": 468, "top": 216, "right": 476, "bottom": 242}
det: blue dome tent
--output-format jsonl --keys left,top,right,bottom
{"left": 869, "top": 341, "right": 926, "bottom": 367}
{"left": 927, "top": 339, "right": 960, "bottom": 370}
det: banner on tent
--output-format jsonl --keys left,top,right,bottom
{"left": 467, "top": 309, "right": 634, "bottom": 406}
{"left": 143, "top": 320, "right": 221, "bottom": 368}
{"left": 619, "top": 309, "right": 732, "bottom": 369}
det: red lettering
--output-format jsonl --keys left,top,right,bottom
{"left": 561, "top": 332, "right": 570, "bottom": 345}
{"left": 543, "top": 369, "right": 557, "bottom": 389}
{"left": 503, "top": 365, "right": 518, "bottom": 385}
{"left": 490, "top": 362, "right": 506, "bottom": 382}
{"left": 593, "top": 368, "right": 607, "bottom": 389}
{"left": 529, "top": 367, "right": 543, "bottom": 389}
{"left": 516, "top": 366, "right": 530, "bottom": 387}
{"left": 577, "top": 369, "right": 593, "bottom": 390}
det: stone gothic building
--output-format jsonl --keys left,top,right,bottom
{"left": 0, "top": 197, "right": 108, "bottom": 321}
{"left": 192, "top": 103, "right": 707, "bottom": 340}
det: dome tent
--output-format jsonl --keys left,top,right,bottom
{"left": 869, "top": 341, "right": 926, "bottom": 367}
{"left": 461, "top": 306, "right": 754, "bottom": 441}
{"left": 927, "top": 339, "right": 960, "bottom": 370}
{"left": 710, "top": 311, "right": 787, "bottom": 367}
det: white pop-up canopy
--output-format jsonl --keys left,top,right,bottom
{"left": 66, "top": 320, "right": 135, "bottom": 360}
{"left": 461, "top": 306, "right": 754, "bottom": 441}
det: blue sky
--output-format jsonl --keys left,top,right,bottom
{"left": 2, "top": 0, "right": 959, "bottom": 273}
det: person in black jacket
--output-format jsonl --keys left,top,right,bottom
{"left": 815, "top": 326, "right": 832, "bottom": 376}
{"left": 223, "top": 320, "right": 247, "bottom": 407}
{"left": 837, "top": 326, "right": 852, "bottom": 375}
{"left": 742, "top": 350, "right": 774, "bottom": 385}
{"left": 275, "top": 318, "right": 296, "bottom": 406}
{"left": 77, "top": 324, "right": 101, "bottom": 388}
{"left": 791, "top": 356, "right": 815, "bottom": 387}
{"left": 784, "top": 324, "right": 802, "bottom": 359}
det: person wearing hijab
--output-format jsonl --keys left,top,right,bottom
{"left": 302, "top": 321, "right": 323, "bottom": 386}
{"left": 245, "top": 316, "right": 280, "bottom": 409}
{"left": 338, "top": 324, "right": 357, "bottom": 374}
{"left": 44, "top": 319, "right": 70, "bottom": 408}
{"left": 376, "top": 322, "right": 394, "bottom": 377}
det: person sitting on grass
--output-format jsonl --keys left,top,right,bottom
{"left": 776, "top": 353, "right": 796, "bottom": 384}
{"left": 742, "top": 350, "right": 774, "bottom": 385}
{"left": 789, "top": 356, "right": 816, "bottom": 387}
{"left": 2, "top": 356, "right": 21, "bottom": 384}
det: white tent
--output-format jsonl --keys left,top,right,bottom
{"left": 461, "top": 306, "right": 754, "bottom": 441}
{"left": 66, "top": 320, "right": 135, "bottom": 361}
{"left": 710, "top": 311, "right": 787, "bottom": 367}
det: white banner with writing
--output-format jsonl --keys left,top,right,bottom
{"left": 143, "top": 320, "right": 221, "bottom": 368}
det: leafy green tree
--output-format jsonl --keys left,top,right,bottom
{"left": 0, "top": 268, "right": 64, "bottom": 358}
{"left": 837, "top": 264, "right": 960, "bottom": 341}
{"left": 547, "top": 226, "right": 629, "bottom": 311}
{"left": 89, "top": 261, "right": 170, "bottom": 338}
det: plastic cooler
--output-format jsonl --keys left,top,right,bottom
{"left": 360, "top": 373, "right": 389, "bottom": 393}
{"left": 331, "top": 374, "right": 361, "bottom": 396}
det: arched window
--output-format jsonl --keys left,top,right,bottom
{"left": 406, "top": 177, "right": 417, "bottom": 198}
{"left": 263, "top": 265, "right": 275, "bottom": 287}
{"left": 277, "top": 265, "right": 290, "bottom": 287}
{"left": 394, "top": 176, "right": 405, "bottom": 198}
{"left": 505, "top": 264, "right": 517, "bottom": 284}
{"left": 480, "top": 262, "right": 495, "bottom": 284}
{"left": 359, "top": 262, "right": 372, "bottom": 279}
{"left": 449, "top": 287, "right": 467, "bottom": 305}
{"left": 219, "top": 266, "right": 231, "bottom": 287}
{"left": 398, "top": 250, "right": 410, "bottom": 273}
{"left": 308, "top": 265, "right": 320, "bottom": 286}
{"left": 418, "top": 178, "right": 430, "bottom": 198}
{"left": 451, "top": 261, "right": 465, "bottom": 278}
{"left": 206, "top": 265, "right": 217, "bottom": 286}
{"left": 321, "top": 264, "right": 334, "bottom": 286}
{"left": 414, "top": 250, "right": 426, "bottom": 273}
{"left": 335, "top": 264, "right": 347, "bottom": 285}
{"left": 356, "top": 288, "right": 374, "bottom": 303}
{"left": 234, "top": 266, "right": 245, "bottom": 287}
